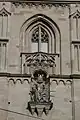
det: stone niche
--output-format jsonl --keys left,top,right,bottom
{"left": 27, "top": 69, "right": 53, "bottom": 117}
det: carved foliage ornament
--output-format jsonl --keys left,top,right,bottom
{"left": 32, "top": 27, "right": 49, "bottom": 43}
{"left": 25, "top": 52, "right": 56, "bottom": 71}
{"left": 12, "top": 2, "right": 69, "bottom": 9}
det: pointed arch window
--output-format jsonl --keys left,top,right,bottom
{"left": 0, "top": 8, "right": 11, "bottom": 38}
{"left": 31, "top": 25, "right": 49, "bottom": 53}
{"left": 0, "top": 8, "right": 10, "bottom": 72}
{"left": 70, "top": 10, "right": 80, "bottom": 72}
{"left": 70, "top": 10, "right": 80, "bottom": 40}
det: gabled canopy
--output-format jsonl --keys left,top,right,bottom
{"left": 0, "top": 8, "right": 11, "bottom": 16}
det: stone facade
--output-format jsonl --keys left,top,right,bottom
{"left": 0, "top": 1, "right": 80, "bottom": 120}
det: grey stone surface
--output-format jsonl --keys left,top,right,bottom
{"left": 0, "top": 1, "right": 79, "bottom": 120}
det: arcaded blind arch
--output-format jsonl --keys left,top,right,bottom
{"left": 0, "top": 8, "right": 11, "bottom": 38}
{"left": 70, "top": 10, "right": 80, "bottom": 72}
{"left": 0, "top": 8, "right": 10, "bottom": 72}
{"left": 20, "top": 14, "right": 61, "bottom": 54}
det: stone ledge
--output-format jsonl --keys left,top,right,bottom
{"left": 72, "top": 41, "right": 80, "bottom": 44}
{"left": 0, "top": 0, "right": 79, "bottom": 3}
{"left": 0, "top": 73, "right": 31, "bottom": 77}
{"left": 0, "top": 73, "right": 79, "bottom": 79}
{"left": 0, "top": 38, "right": 9, "bottom": 42}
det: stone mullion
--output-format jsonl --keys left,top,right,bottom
{"left": 77, "top": 45, "right": 79, "bottom": 71}
{"left": 78, "top": 45, "right": 80, "bottom": 71}
{"left": 1, "top": 43, "right": 4, "bottom": 71}
{"left": 76, "top": 17, "right": 78, "bottom": 40}
{"left": 0, "top": 42, "right": 7, "bottom": 71}
{"left": 6, "top": 15, "right": 8, "bottom": 37}
{"left": 1, "top": 15, "right": 3, "bottom": 37}
{"left": 2, "top": 43, "right": 6, "bottom": 71}
{"left": 74, "top": 45, "right": 78, "bottom": 72}
{"left": 39, "top": 25, "right": 41, "bottom": 52}
{"left": 4, "top": 43, "right": 7, "bottom": 70}
{"left": 0, "top": 16, "right": 2, "bottom": 37}
{"left": 22, "top": 55, "right": 25, "bottom": 74}
{"left": 23, "top": 63, "right": 25, "bottom": 74}
{"left": 72, "top": 44, "right": 75, "bottom": 73}
{"left": 0, "top": 43, "right": 1, "bottom": 70}
{"left": 1, "top": 43, "right": 3, "bottom": 70}
{"left": 3, "top": 15, "right": 6, "bottom": 37}
{"left": 25, "top": 62, "right": 28, "bottom": 74}
{"left": 20, "top": 55, "right": 22, "bottom": 74}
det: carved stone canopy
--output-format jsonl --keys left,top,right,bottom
{"left": 25, "top": 52, "right": 57, "bottom": 74}
{"left": 26, "top": 52, "right": 56, "bottom": 67}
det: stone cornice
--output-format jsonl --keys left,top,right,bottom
{"left": 0, "top": 72, "right": 31, "bottom": 77}
{"left": 72, "top": 41, "right": 80, "bottom": 44}
{"left": 0, "top": 1, "right": 80, "bottom": 3}
{"left": 0, "top": 38, "right": 9, "bottom": 42}
{"left": 0, "top": 72, "right": 80, "bottom": 79}
{"left": 11, "top": 1, "right": 70, "bottom": 9}
{"left": 3, "top": 1, "right": 79, "bottom": 9}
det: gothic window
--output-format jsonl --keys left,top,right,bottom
{"left": 70, "top": 10, "right": 80, "bottom": 72}
{"left": 70, "top": 10, "right": 80, "bottom": 40}
{"left": 0, "top": 8, "right": 10, "bottom": 72}
{"left": 0, "top": 8, "right": 11, "bottom": 38}
{"left": 72, "top": 41, "right": 80, "bottom": 72}
{"left": 31, "top": 25, "right": 49, "bottom": 53}
{"left": 0, "top": 40, "right": 8, "bottom": 71}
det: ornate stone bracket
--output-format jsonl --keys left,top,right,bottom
{"left": 27, "top": 102, "right": 53, "bottom": 116}
{"left": 25, "top": 52, "right": 56, "bottom": 72}
{"left": 20, "top": 52, "right": 59, "bottom": 74}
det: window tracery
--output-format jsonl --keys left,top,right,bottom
{"left": 31, "top": 27, "right": 49, "bottom": 43}
{"left": 31, "top": 25, "right": 49, "bottom": 52}
{"left": 31, "top": 27, "right": 39, "bottom": 43}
